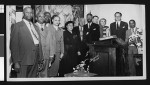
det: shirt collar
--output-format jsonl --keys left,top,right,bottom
{"left": 53, "top": 25, "right": 60, "bottom": 31}
{"left": 23, "top": 19, "right": 31, "bottom": 25}
{"left": 88, "top": 22, "right": 92, "bottom": 25}
{"left": 116, "top": 21, "right": 121, "bottom": 24}
{"left": 36, "top": 22, "right": 45, "bottom": 29}
{"left": 131, "top": 27, "right": 137, "bottom": 31}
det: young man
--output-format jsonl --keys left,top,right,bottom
{"left": 125, "top": 19, "right": 141, "bottom": 76}
{"left": 110, "top": 12, "right": 128, "bottom": 41}
{"left": 92, "top": 15, "right": 99, "bottom": 24}
{"left": 110, "top": 12, "right": 128, "bottom": 76}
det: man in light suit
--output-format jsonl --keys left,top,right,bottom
{"left": 110, "top": 12, "right": 128, "bottom": 76}
{"left": 125, "top": 20, "right": 140, "bottom": 76}
{"left": 10, "top": 7, "right": 43, "bottom": 78}
{"left": 34, "top": 11, "right": 53, "bottom": 77}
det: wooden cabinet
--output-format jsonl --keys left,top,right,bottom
{"left": 88, "top": 39, "right": 117, "bottom": 76}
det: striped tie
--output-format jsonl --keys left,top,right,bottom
{"left": 29, "top": 22, "right": 39, "bottom": 40}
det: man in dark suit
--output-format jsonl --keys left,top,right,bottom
{"left": 110, "top": 12, "right": 128, "bottom": 76}
{"left": 73, "top": 18, "right": 87, "bottom": 64}
{"left": 110, "top": 12, "right": 128, "bottom": 41}
{"left": 83, "top": 13, "right": 100, "bottom": 44}
{"left": 10, "top": 7, "right": 43, "bottom": 78}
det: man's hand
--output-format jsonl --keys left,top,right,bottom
{"left": 60, "top": 53, "right": 64, "bottom": 60}
{"left": 14, "top": 62, "right": 20, "bottom": 73}
{"left": 49, "top": 56, "right": 55, "bottom": 67}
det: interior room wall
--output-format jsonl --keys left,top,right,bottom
{"left": 84, "top": 4, "right": 145, "bottom": 30}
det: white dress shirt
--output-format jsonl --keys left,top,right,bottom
{"left": 23, "top": 19, "right": 39, "bottom": 44}
{"left": 36, "top": 22, "right": 45, "bottom": 31}
{"left": 88, "top": 22, "right": 92, "bottom": 29}
{"left": 79, "top": 26, "right": 83, "bottom": 41}
{"left": 116, "top": 21, "right": 121, "bottom": 27}
{"left": 129, "top": 27, "right": 138, "bottom": 46}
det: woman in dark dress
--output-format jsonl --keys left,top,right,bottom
{"left": 59, "top": 21, "right": 81, "bottom": 77}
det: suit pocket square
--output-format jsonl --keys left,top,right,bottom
{"left": 93, "top": 28, "right": 96, "bottom": 30}
{"left": 86, "top": 32, "right": 89, "bottom": 35}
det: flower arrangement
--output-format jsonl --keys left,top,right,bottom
{"left": 73, "top": 52, "right": 99, "bottom": 73}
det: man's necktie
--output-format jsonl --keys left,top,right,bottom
{"left": 41, "top": 24, "right": 44, "bottom": 31}
{"left": 88, "top": 23, "right": 90, "bottom": 29}
{"left": 80, "top": 27, "right": 83, "bottom": 41}
{"left": 41, "top": 28, "right": 44, "bottom": 31}
{"left": 117, "top": 22, "right": 119, "bottom": 30}
{"left": 29, "top": 22, "right": 39, "bottom": 40}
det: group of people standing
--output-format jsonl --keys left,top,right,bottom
{"left": 10, "top": 6, "right": 142, "bottom": 78}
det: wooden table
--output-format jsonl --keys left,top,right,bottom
{"left": 64, "top": 71, "right": 97, "bottom": 77}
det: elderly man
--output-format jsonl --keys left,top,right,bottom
{"left": 10, "top": 7, "right": 42, "bottom": 78}
{"left": 34, "top": 11, "right": 54, "bottom": 77}
{"left": 110, "top": 12, "right": 128, "bottom": 41}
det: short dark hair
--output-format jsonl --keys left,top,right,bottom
{"left": 129, "top": 19, "right": 136, "bottom": 24}
{"left": 93, "top": 15, "right": 99, "bottom": 19}
{"left": 44, "top": 12, "right": 51, "bottom": 16}
{"left": 51, "top": 15, "right": 60, "bottom": 24}
{"left": 64, "top": 21, "right": 74, "bottom": 30}
{"left": 114, "top": 12, "right": 122, "bottom": 17}
{"left": 87, "top": 13, "right": 93, "bottom": 17}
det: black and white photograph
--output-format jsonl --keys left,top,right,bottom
{"left": 0, "top": 4, "right": 4, "bottom": 81}
{"left": 6, "top": 4, "right": 146, "bottom": 81}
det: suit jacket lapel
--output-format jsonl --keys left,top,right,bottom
{"left": 22, "top": 21, "right": 34, "bottom": 44}
{"left": 115, "top": 22, "right": 117, "bottom": 30}
{"left": 35, "top": 23, "right": 47, "bottom": 38}
{"left": 44, "top": 25, "right": 48, "bottom": 37}
{"left": 120, "top": 21, "right": 123, "bottom": 29}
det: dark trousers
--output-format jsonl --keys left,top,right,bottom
{"left": 77, "top": 42, "right": 89, "bottom": 64}
{"left": 116, "top": 47, "right": 126, "bottom": 76}
{"left": 17, "top": 45, "right": 39, "bottom": 78}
